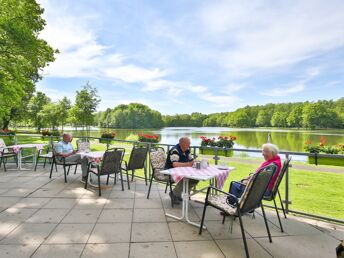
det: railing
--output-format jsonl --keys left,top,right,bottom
{"left": 1, "top": 134, "right": 343, "bottom": 224}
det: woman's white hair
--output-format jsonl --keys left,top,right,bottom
{"left": 262, "top": 143, "right": 279, "bottom": 156}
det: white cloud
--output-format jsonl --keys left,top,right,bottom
{"left": 261, "top": 83, "right": 305, "bottom": 97}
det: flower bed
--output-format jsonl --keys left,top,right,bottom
{"left": 305, "top": 137, "right": 344, "bottom": 166}
{"left": 138, "top": 133, "right": 159, "bottom": 143}
{"left": 200, "top": 135, "right": 236, "bottom": 157}
{"left": 99, "top": 132, "right": 116, "bottom": 143}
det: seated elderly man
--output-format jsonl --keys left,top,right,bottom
{"left": 165, "top": 137, "right": 198, "bottom": 204}
{"left": 54, "top": 133, "right": 88, "bottom": 182}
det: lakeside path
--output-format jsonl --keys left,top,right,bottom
{"left": 219, "top": 156, "right": 344, "bottom": 174}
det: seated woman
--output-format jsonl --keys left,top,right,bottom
{"left": 228, "top": 143, "right": 282, "bottom": 205}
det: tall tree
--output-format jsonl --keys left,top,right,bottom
{"left": 71, "top": 82, "right": 100, "bottom": 135}
{"left": 56, "top": 97, "right": 71, "bottom": 132}
{"left": 27, "top": 91, "right": 51, "bottom": 130}
{"left": 0, "top": 0, "right": 57, "bottom": 129}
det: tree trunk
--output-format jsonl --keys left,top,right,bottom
{"left": 2, "top": 120, "right": 10, "bottom": 130}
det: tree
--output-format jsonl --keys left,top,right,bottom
{"left": 0, "top": 0, "right": 57, "bottom": 128}
{"left": 287, "top": 105, "right": 303, "bottom": 128}
{"left": 27, "top": 92, "right": 51, "bottom": 130}
{"left": 38, "top": 102, "right": 59, "bottom": 130}
{"left": 56, "top": 97, "right": 71, "bottom": 132}
{"left": 71, "top": 82, "right": 100, "bottom": 135}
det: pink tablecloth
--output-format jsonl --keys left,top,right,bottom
{"left": 169, "top": 166, "right": 231, "bottom": 190}
{"left": 80, "top": 151, "right": 104, "bottom": 165}
{"left": 10, "top": 144, "right": 45, "bottom": 153}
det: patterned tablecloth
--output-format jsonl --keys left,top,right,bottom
{"left": 169, "top": 165, "right": 232, "bottom": 190}
{"left": 79, "top": 151, "right": 105, "bottom": 165}
{"left": 10, "top": 144, "right": 45, "bottom": 153}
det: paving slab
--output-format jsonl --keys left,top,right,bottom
{"left": 82, "top": 243, "right": 129, "bottom": 258}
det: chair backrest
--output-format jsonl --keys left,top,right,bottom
{"left": 0, "top": 138, "right": 8, "bottom": 153}
{"left": 127, "top": 146, "right": 148, "bottom": 170}
{"left": 239, "top": 163, "right": 277, "bottom": 213}
{"left": 99, "top": 148, "right": 125, "bottom": 175}
{"left": 76, "top": 140, "right": 90, "bottom": 152}
{"left": 270, "top": 157, "right": 292, "bottom": 196}
{"left": 149, "top": 147, "right": 166, "bottom": 171}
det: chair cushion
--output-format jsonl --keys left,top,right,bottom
{"left": 208, "top": 195, "right": 237, "bottom": 215}
{"left": 150, "top": 150, "right": 166, "bottom": 171}
{"left": 153, "top": 168, "right": 170, "bottom": 181}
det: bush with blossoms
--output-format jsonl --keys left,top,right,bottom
{"left": 138, "top": 133, "right": 160, "bottom": 143}
{"left": 200, "top": 135, "right": 237, "bottom": 149}
{"left": 304, "top": 137, "right": 344, "bottom": 154}
{"left": 101, "top": 132, "right": 116, "bottom": 139}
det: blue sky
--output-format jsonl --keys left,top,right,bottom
{"left": 37, "top": 0, "right": 344, "bottom": 115}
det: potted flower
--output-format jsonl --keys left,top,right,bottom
{"left": 99, "top": 132, "right": 116, "bottom": 143}
{"left": 138, "top": 133, "right": 160, "bottom": 143}
{"left": 200, "top": 135, "right": 236, "bottom": 157}
{"left": 305, "top": 137, "right": 344, "bottom": 166}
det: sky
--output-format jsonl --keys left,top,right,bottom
{"left": 36, "top": 0, "right": 344, "bottom": 115}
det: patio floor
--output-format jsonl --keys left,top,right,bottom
{"left": 0, "top": 165, "right": 342, "bottom": 258}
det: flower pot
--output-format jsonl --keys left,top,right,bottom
{"left": 308, "top": 156, "right": 344, "bottom": 166}
{"left": 99, "top": 139, "right": 114, "bottom": 144}
{"left": 200, "top": 147, "right": 233, "bottom": 157}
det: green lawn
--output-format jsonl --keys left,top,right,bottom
{"left": 2, "top": 135, "right": 343, "bottom": 220}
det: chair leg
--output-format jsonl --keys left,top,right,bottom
{"left": 119, "top": 170, "right": 124, "bottom": 191}
{"left": 273, "top": 198, "right": 284, "bottom": 232}
{"left": 126, "top": 169, "right": 130, "bottom": 190}
{"left": 199, "top": 203, "right": 208, "bottom": 235}
{"left": 144, "top": 166, "right": 147, "bottom": 185}
{"left": 106, "top": 174, "right": 110, "bottom": 185}
{"left": 131, "top": 169, "right": 135, "bottom": 181}
{"left": 238, "top": 212, "right": 250, "bottom": 258}
{"left": 169, "top": 179, "right": 174, "bottom": 208}
{"left": 147, "top": 174, "right": 154, "bottom": 199}
{"left": 63, "top": 166, "right": 67, "bottom": 183}
{"left": 55, "top": 162, "right": 58, "bottom": 172}
{"left": 43, "top": 157, "right": 47, "bottom": 168}
{"left": 261, "top": 203, "right": 272, "bottom": 243}
{"left": 49, "top": 161, "right": 54, "bottom": 178}
{"left": 222, "top": 213, "right": 226, "bottom": 224}
{"left": 98, "top": 174, "right": 101, "bottom": 196}
{"left": 278, "top": 190, "right": 287, "bottom": 218}
{"left": 67, "top": 166, "right": 71, "bottom": 175}
{"left": 74, "top": 164, "right": 78, "bottom": 174}
{"left": 34, "top": 156, "right": 39, "bottom": 171}
{"left": 3, "top": 158, "right": 7, "bottom": 172}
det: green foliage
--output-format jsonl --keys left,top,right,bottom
{"left": 28, "top": 92, "right": 51, "bottom": 130}
{"left": 70, "top": 82, "right": 100, "bottom": 129}
{"left": 98, "top": 103, "right": 164, "bottom": 129}
{"left": 304, "top": 137, "right": 344, "bottom": 154}
{"left": 0, "top": 0, "right": 57, "bottom": 127}
{"left": 125, "top": 133, "right": 139, "bottom": 141}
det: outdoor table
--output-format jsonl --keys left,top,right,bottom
{"left": 8, "top": 143, "right": 46, "bottom": 170}
{"left": 79, "top": 151, "right": 104, "bottom": 165}
{"left": 160, "top": 165, "right": 235, "bottom": 228}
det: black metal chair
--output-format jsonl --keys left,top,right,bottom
{"left": 34, "top": 143, "right": 56, "bottom": 171}
{"left": 0, "top": 138, "right": 18, "bottom": 171}
{"left": 199, "top": 164, "right": 277, "bottom": 258}
{"left": 121, "top": 145, "right": 148, "bottom": 189}
{"left": 85, "top": 148, "right": 125, "bottom": 196}
{"left": 49, "top": 144, "right": 79, "bottom": 183}
{"left": 146, "top": 147, "right": 174, "bottom": 205}
{"left": 263, "top": 157, "right": 292, "bottom": 232}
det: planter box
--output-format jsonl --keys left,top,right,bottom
{"left": 200, "top": 148, "right": 233, "bottom": 157}
{"left": 99, "top": 139, "right": 114, "bottom": 144}
{"left": 308, "top": 156, "right": 344, "bottom": 166}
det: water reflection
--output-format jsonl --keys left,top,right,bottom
{"left": 69, "top": 127, "right": 344, "bottom": 153}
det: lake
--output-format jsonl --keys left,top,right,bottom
{"left": 70, "top": 127, "right": 344, "bottom": 153}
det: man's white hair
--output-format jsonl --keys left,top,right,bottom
{"left": 179, "top": 136, "right": 190, "bottom": 144}
{"left": 63, "top": 132, "right": 72, "bottom": 138}
{"left": 262, "top": 143, "right": 279, "bottom": 156}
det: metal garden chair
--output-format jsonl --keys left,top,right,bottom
{"left": 199, "top": 164, "right": 277, "bottom": 258}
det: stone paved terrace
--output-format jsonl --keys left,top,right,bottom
{"left": 0, "top": 166, "right": 343, "bottom": 258}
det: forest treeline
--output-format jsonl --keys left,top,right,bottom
{"left": 96, "top": 98, "right": 344, "bottom": 129}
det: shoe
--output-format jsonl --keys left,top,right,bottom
{"left": 169, "top": 192, "right": 180, "bottom": 205}
{"left": 81, "top": 177, "right": 87, "bottom": 183}
{"left": 177, "top": 196, "right": 183, "bottom": 202}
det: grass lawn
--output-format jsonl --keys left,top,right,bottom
{"left": 2, "top": 135, "right": 343, "bottom": 220}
